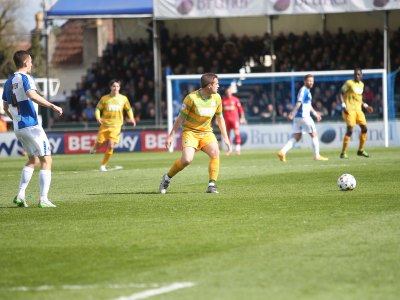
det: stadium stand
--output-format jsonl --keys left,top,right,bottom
{"left": 57, "top": 25, "right": 400, "bottom": 127}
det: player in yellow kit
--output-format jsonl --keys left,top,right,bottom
{"left": 90, "top": 79, "right": 136, "bottom": 171}
{"left": 340, "top": 68, "right": 374, "bottom": 159}
{"left": 159, "top": 73, "right": 231, "bottom": 194}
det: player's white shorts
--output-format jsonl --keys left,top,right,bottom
{"left": 15, "top": 125, "right": 51, "bottom": 157}
{"left": 292, "top": 117, "right": 317, "bottom": 134}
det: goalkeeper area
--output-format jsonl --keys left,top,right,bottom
{"left": 167, "top": 69, "right": 400, "bottom": 148}
{"left": 1, "top": 148, "right": 400, "bottom": 299}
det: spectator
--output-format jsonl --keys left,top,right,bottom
{"left": 81, "top": 102, "right": 95, "bottom": 122}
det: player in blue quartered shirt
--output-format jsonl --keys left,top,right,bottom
{"left": 2, "top": 50, "right": 64, "bottom": 208}
{"left": 277, "top": 74, "right": 328, "bottom": 162}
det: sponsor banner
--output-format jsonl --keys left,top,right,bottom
{"left": 64, "top": 132, "right": 98, "bottom": 154}
{"left": 64, "top": 131, "right": 141, "bottom": 154}
{"left": 234, "top": 121, "right": 400, "bottom": 150}
{"left": 0, "top": 132, "right": 65, "bottom": 157}
{"left": 154, "top": 0, "right": 265, "bottom": 18}
{"left": 47, "top": 133, "right": 65, "bottom": 154}
{"left": 0, "top": 133, "right": 25, "bottom": 157}
{"left": 2, "top": 124, "right": 398, "bottom": 157}
{"left": 154, "top": 0, "right": 400, "bottom": 19}
{"left": 142, "top": 130, "right": 182, "bottom": 151}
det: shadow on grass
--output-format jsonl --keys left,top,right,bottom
{"left": 87, "top": 192, "right": 189, "bottom": 195}
{"left": 0, "top": 206, "right": 27, "bottom": 209}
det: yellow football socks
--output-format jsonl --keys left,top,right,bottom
{"left": 168, "top": 159, "right": 185, "bottom": 177}
{"left": 102, "top": 149, "right": 114, "bottom": 166}
{"left": 359, "top": 132, "right": 367, "bottom": 152}
{"left": 208, "top": 157, "right": 220, "bottom": 181}
{"left": 341, "top": 135, "right": 350, "bottom": 154}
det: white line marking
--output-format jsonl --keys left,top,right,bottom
{"left": 4, "top": 283, "right": 157, "bottom": 292}
{"left": 115, "top": 282, "right": 195, "bottom": 300}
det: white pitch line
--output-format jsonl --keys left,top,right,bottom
{"left": 5, "top": 283, "right": 156, "bottom": 292}
{"left": 115, "top": 282, "right": 195, "bottom": 300}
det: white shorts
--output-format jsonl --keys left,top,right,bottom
{"left": 15, "top": 125, "right": 51, "bottom": 157}
{"left": 292, "top": 117, "right": 317, "bottom": 134}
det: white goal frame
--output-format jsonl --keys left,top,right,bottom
{"left": 166, "top": 69, "right": 388, "bottom": 150}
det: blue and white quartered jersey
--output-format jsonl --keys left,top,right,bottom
{"left": 2, "top": 72, "right": 39, "bottom": 130}
{"left": 294, "top": 86, "right": 312, "bottom": 118}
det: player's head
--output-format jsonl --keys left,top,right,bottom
{"left": 225, "top": 86, "right": 233, "bottom": 97}
{"left": 354, "top": 68, "right": 362, "bottom": 82}
{"left": 201, "top": 73, "right": 219, "bottom": 94}
{"left": 13, "top": 50, "right": 32, "bottom": 73}
{"left": 109, "top": 79, "right": 121, "bottom": 94}
{"left": 304, "top": 74, "right": 314, "bottom": 89}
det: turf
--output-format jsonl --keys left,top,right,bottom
{"left": 0, "top": 147, "right": 399, "bottom": 300}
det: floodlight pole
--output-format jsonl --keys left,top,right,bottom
{"left": 153, "top": 19, "right": 163, "bottom": 127}
{"left": 43, "top": 2, "right": 50, "bottom": 129}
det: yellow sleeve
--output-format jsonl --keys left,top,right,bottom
{"left": 341, "top": 80, "right": 350, "bottom": 94}
{"left": 95, "top": 96, "right": 106, "bottom": 120}
{"left": 95, "top": 109, "right": 101, "bottom": 120}
{"left": 215, "top": 94, "right": 222, "bottom": 115}
{"left": 179, "top": 95, "right": 192, "bottom": 117}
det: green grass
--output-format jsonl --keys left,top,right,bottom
{"left": 1, "top": 147, "right": 399, "bottom": 300}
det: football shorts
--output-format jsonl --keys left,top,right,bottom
{"left": 15, "top": 125, "right": 51, "bottom": 157}
{"left": 342, "top": 110, "right": 367, "bottom": 127}
{"left": 182, "top": 131, "right": 218, "bottom": 150}
{"left": 97, "top": 125, "right": 122, "bottom": 143}
{"left": 292, "top": 117, "right": 317, "bottom": 134}
{"left": 225, "top": 118, "right": 240, "bottom": 131}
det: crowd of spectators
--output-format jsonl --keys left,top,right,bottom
{"left": 65, "top": 26, "right": 400, "bottom": 124}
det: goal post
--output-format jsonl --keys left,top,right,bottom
{"left": 166, "top": 69, "right": 391, "bottom": 151}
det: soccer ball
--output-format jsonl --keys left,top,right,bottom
{"left": 337, "top": 174, "right": 357, "bottom": 191}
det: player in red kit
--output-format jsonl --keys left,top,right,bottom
{"left": 222, "top": 86, "right": 246, "bottom": 155}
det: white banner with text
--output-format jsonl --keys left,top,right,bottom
{"left": 232, "top": 121, "right": 400, "bottom": 150}
{"left": 154, "top": 0, "right": 400, "bottom": 19}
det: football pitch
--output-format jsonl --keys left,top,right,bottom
{"left": 1, "top": 147, "right": 399, "bottom": 300}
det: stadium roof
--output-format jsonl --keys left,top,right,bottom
{"left": 47, "top": 0, "right": 152, "bottom": 19}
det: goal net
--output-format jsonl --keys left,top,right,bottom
{"left": 166, "top": 69, "right": 399, "bottom": 151}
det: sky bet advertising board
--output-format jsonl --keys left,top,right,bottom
{"left": 0, "top": 130, "right": 182, "bottom": 157}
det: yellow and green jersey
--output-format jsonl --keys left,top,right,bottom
{"left": 341, "top": 79, "right": 364, "bottom": 111}
{"left": 95, "top": 93, "right": 133, "bottom": 127}
{"left": 179, "top": 89, "right": 222, "bottom": 133}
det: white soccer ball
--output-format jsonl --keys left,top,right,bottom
{"left": 337, "top": 174, "right": 357, "bottom": 191}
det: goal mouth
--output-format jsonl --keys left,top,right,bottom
{"left": 166, "top": 69, "right": 398, "bottom": 149}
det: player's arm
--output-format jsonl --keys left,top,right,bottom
{"left": 362, "top": 101, "right": 374, "bottom": 113}
{"left": 339, "top": 83, "right": 349, "bottom": 114}
{"left": 95, "top": 107, "right": 102, "bottom": 124}
{"left": 236, "top": 98, "right": 247, "bottom": 124}
{"left": 124, "top": 99, "right": 136, "bottom": 127}
{"left": 95, "top": 98, "right": 104, "bottom": 125}
{"left": 311, "top": 106, "right": 322, "bottom": 122}
{"left": 26, "top": 90, "right": 63, "bottom": 117}
{"left": 288, "top": 101, "right": 301, "bottom": 121}
{"left": 215, "top": 113, "right": 232, "bottom": 154}
{"left": 2, "top": 101, "right": 13, "bottom": 120}
{"left": 165, "top": 95, "right": 192, "bottom": 148}
{"left": 126, "top": 108, "right": 136, "bottom": 126}
{"left": 165, "top": 114, "right": 185, "bottom": 149}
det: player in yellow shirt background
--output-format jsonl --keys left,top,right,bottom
{"left": 339, "top": 68, "right": 374, "bottom": 159}
{"left": 159, "top": 73, "right": 231, "bottom": 194}
{"left": 90, "top": 79, "right": 136, "bottom": 171}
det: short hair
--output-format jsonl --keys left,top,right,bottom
{"left": 354, "top": 68, "right": 362, "bottom": 74}
{"left": 109, "top": 79, "right": 121, "bottom": 87}
{"left": 304, "top": 74, "right": 313, "bottom": 81}
{"left": 200, "top": 73, "right": 218, "bottom": 88}
{"left": 13, "top": 50, "right": 31, "bottom": 69}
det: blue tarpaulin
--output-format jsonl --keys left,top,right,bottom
{"left": 47, "top": 0, "right": 152, "bottom": 19}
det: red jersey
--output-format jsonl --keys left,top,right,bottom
{"left": 222, "top": 95, "right": 244, "bottom": 120}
